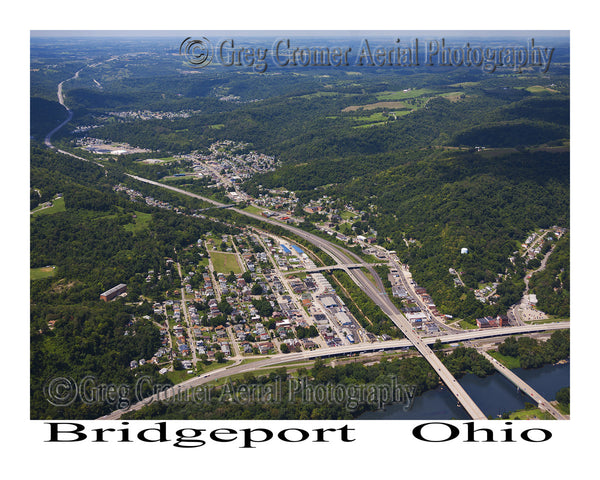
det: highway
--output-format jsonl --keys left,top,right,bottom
{"left": 98, "top": 321, "right": 569, "bottom": 420}
{"left": 44, "top": 68, "right": 83, "bottom": 148}
{"left": 123, "top": 174, "right": 487, "bottom": 420}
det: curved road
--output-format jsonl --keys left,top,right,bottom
{"left": 44, "top": 68, "right": 83, "bottom": 148}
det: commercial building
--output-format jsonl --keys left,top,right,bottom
{"left": 476, "top": 315, "right": 507, "bottom": 328}
{"left": 100, "top": 283, "right": 127, "bottom": 302}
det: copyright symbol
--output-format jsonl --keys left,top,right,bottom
{"left": 44, "top": 376, "right": 78, "bottom": 407}
{"left": 179, "top": 37, "right": 213, "bottom": 68}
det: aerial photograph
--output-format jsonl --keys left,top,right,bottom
{"left": 30, "top": 29, "right": 570, "bottom": 424}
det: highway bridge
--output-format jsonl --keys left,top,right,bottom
{"left": 477, "top": 348, "right": 568, "bottom": 419}
{"left": 98, "top": 321, "right": 569, "bottom": 420}
{"left": 283, "top": 262, "right": 387, "bottom": 275}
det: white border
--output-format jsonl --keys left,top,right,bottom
{"left": 5, "top": 0, "right": 596, "bottom": 477}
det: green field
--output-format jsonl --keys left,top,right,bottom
{"left": 375, "top": 88, "right": 439, "bottom": 101}
{"left": 31, "top": 196, "right": 65, "bottom": 216}
{"left": 525, "top": 85, "right": 559, "bottom": 94}
{"left": 31, "top": 266, "right": 57, "bottom": 280}
{"left": 340, "top": 209, "right": 359, "bottom": 220}
{"left": 459, "top": 320, "right": 478, "bottom": 330}
{"left": 506, "top": 407, "right": 555, "bottom": 420}
{"left": 123, "top": 211, "right": 152, "bottom": 233}
{"left": 210, "top": 251, "right": 242, "bottom": 274}
{"left": 489, "top": 350, "right": 521, "bottom": 369}
{"left": 242, "top": 204, "right": 264, "bottom": 215}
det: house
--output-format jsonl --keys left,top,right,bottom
{"left": 257, "top": 342, "right": 274, "bottom": 354}
{"left": 181, "top": 360, "right": 193, "bottom": 370}
{"left": 220, "top": 342, "right": 231, "bottom": 355}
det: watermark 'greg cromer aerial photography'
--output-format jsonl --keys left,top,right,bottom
{"left": 180, "top": 36, "right": 555, "bottom": 73}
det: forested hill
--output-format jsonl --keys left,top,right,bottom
{"left": 30, "top": 146, "right": 236, "bottom": 419}
{"left": 331, "top": 149, "right": 569, "bottom": 319}
{"left": 36, "top": 56, "right": 569, "bottom": 323}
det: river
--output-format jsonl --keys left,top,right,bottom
{"left": 360, "top": 361, "right": 570, "bottom": 420}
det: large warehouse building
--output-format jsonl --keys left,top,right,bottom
{"left": 100, "top": 283, "right": 127, "bottom": 302}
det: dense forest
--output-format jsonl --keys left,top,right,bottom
{"left": 529, "top": 234, "right": 570, "bottom": 317}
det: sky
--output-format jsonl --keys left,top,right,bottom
{"left": 30, "top": 29, "right": 570, "bottom": 38}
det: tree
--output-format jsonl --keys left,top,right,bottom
{"left": 215, "top": 351, "right": 225, "bottom": 363}
{"left": 242, "top": 271, "right": 252, "bottom": 283}
{"left": 280, "top": 343, "right": 290, "bottom": 354}
{"left": 556, "top": 387, "right": 569, "bottom": 406}
{"left": 251, "top": 283, "right": 263, "bottom": 295}
{"left": 498, "top": 336, "right": 519, "bottom": 357}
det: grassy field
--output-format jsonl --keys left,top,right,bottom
{"left": 210, "top": 250, "right": 242, "bottom": 274}
{"left": 375, "top": 88, "right": 439, "bottom": 100}
{"left": 138, "top": 157, "right": 181, "bottom": 164}
{"left": 343, "top": 101, "right": 408, "bottom": 112}
{"left": 242, "top": 204, "right": 264, "bottom": 215}
{"left": 459, "top": 320, "right": 478, "bottom": 330}
{"left": 488, "top": 350, "right": 521, "bottom": 369}
{"left": 340, "top": 209, "right": 359, "bottom": 220}
{"left": 440, "top": 91, "right": 466, "bottom": 102}
{"left": 525, "top": 85, "right": 559, "bottom": 94}
{"left": 449, "top": 81, "right": 480, "bottom": 87}
{"left": 31, "top": 266, "right": 57, "bottom": 280}
{"left": 123, "top": 211, "right": 152, "bottom": 233}
{"left": 31, "top": 196, "right": 65, "bottom": 216}
{"left": 197, "top": 256, "right": 210, "bottom": 268}
{"left": 507, "top": 407, "right": 555, "bottom": 420}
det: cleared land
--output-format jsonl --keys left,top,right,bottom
{"left": 123, "top": 211, "right": 152, "bottom": 233}
{"left": 31, "top": 196, "right": 65, "bottom": 216}
{"left": 342, "top": 101, "right": 409, "bottom": 112}
{"left": 375, "top": 88, "right": 440, "bottom": 100}
{"left": 31, "top": 266, "right": 57, "bottom": 280}
{"left": 210, "top": 250, "right": 242, "bottom": 274}
{"left": 525, "top": 85, "right": 559, "bottom": 94}
{"left": 139, "top": 157, "right": 180, "bottom": 164}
